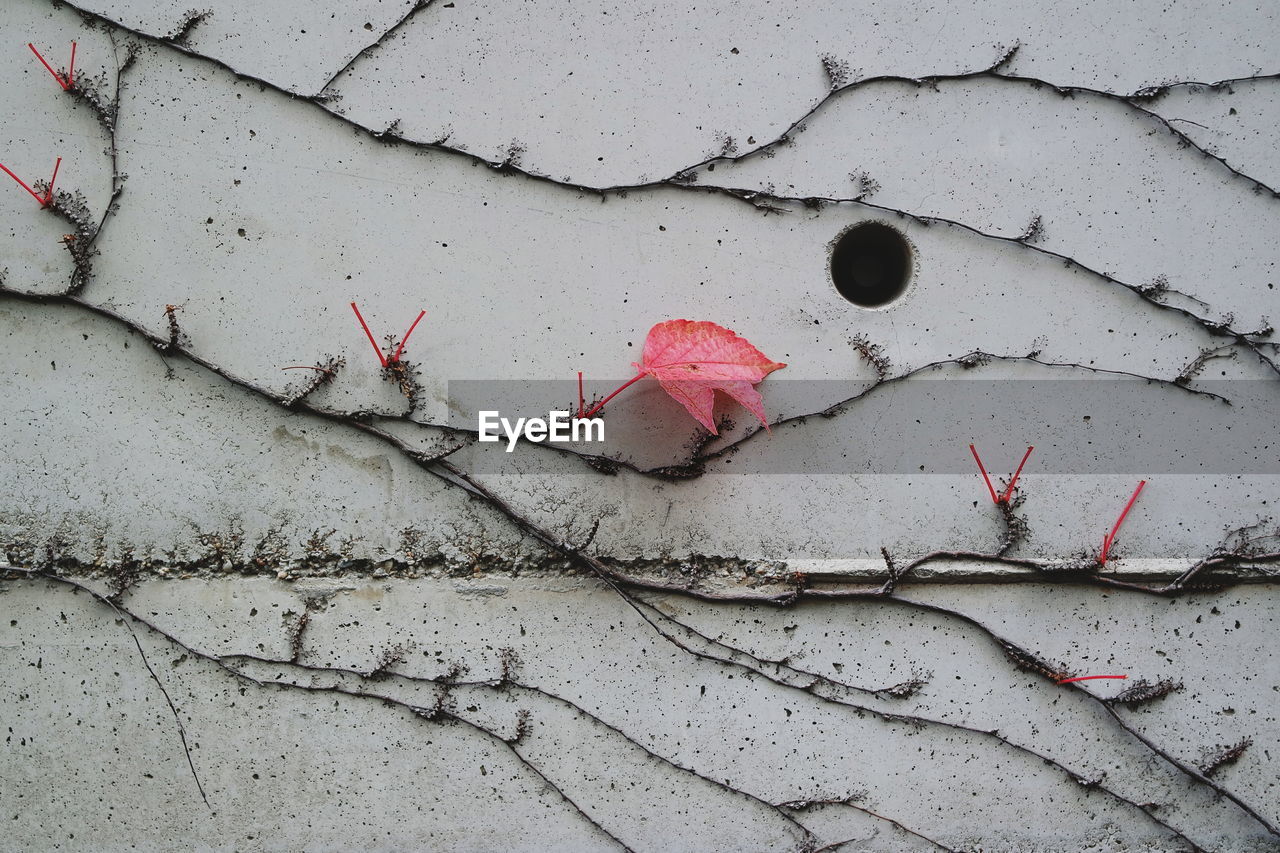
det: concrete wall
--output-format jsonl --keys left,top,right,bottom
{"left": 2, "top": 0, "right": 1278, "bottom": 850}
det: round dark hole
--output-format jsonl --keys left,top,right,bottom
{"left": 829, "top": 222, "right": 912, "bottom": 307}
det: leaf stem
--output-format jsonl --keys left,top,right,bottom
{"left": 1100, "top": 480, "right": 1147, "bottom": 564}
{"left": 349, "top": 301, "right": 387, "bottom": 367}
{"left": 391, "top": 309, "right": 427, "bottom": 362}
{"left": 1000, "top": 445, "right": 1035, "bottom": 502}
{"left": 46, "top": 156, "right": 61, "bottom": 203}
{"left": 968, "top": 444, "right": 999, "bottom": 504}
{"left": 582, "top": 373, "right": 645, "bottom": 419}
{"left": 0, "top": 161, "right": 47, "bottom": 206}
{"left": 28, "top": 43, "right": 70, "bottom": 90}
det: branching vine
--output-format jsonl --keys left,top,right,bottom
{"left": 36, "top": 0, "right": 1280, "bottom": 383}
{"left": 3, "top": 269, "right": 1279, "bottom": 847}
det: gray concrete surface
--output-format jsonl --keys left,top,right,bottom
{"left": 2, "top": 0, "right": 1278, "bottom": 570}
{"left": 2, "top": 575, "right": 1278, "bottom": 851}
{"left": 2, "top": 0, "right": 1278, "bottom": 849}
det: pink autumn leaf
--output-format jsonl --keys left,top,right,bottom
{"left": 634, "top": 319, "right": 786, "bottom": 434}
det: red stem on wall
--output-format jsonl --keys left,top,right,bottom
{"left": 28, "top": 42, "right": 74, "bottom": 90}
{"left": 970, "top": 444, "right": 1035, "bottom": 504}
{"left": 391, "top": 310, "right": 427, "bottom": 362}
{"left": 350, "top": 303, "right": 426, "bottom": 366}
{"left": 581, "top": 373, "right": 646, "bottom": 419}
{"left": 1100, "top": 480, "right": 1147, "bottom": 565}
{"left": 968, "top": 444, "right": 999, "bottom": 504}
{"left": 1, "top": 158, "right": 59, "bottom": 207}
{"left": 1000, "top": 445, "right": 1035, "bottom": 502}
{"left": 45, "top": 156, "right": 61, "bottom": 202}
{"left": 350, "top": 301, "right": 387, "bottom": 367}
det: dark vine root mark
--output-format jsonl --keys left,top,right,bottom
{"left": 163, "top": 9, "right": 210, "bottom": 45}
{"left": 999, "top": 638, "right": 1074, "bottom": 682}
{"left": 380, "top": 349, "right": 423, "bottom": 413}
{"left": 1109, "top": 678, "right": 1184, "bottom": 708}
{"left": 1177, "top": 345, "right": 1237, "bottom": 385}
{"left": 778, "top": 798, "right": 955, "bottom": 852}
{"left": 41, "top": 0, "right": 1280, "bottom": 382}
{"left": 1200, "top": 738, "right": 1252, "bottom": 777}
{"left": 281, "top": 356, "right": 345, "bottom": 407}
{"left": 152, "top": 303, "right": 188, "bottom": 353}
{"left": 849, "top": 334, "right": 890, "bottom": 380}
{"left": 284, "top": 604, "right": 311, "bottom": 662}
{"left": 102, "top": 545, "right": 144, "bottom": 598}
{"left": 1056, "top": 674, "right": 1127, "bottom": 685}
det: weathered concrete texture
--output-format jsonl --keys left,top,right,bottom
{"left": 3, "top": 295, "right": 1275, "bottom": 565}
{"left": 2, "top": 0, "right": 1279, "bottom": 849}
{"left": 1, "top": 0, "right": 1276, "bottom": 568}
{"left": 1, "top": 575, "right": 1278, "bottom": 851}
{"left": 699, "top": 78, "right": 1279, "bottom": 335}
{"left": 325, "top": 0, "right": 1280, "bottom": 185}
{"left": 45, "top": 0, "right": 1280, "bottom": 187}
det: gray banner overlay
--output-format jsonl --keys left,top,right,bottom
{"left": 447, "top": 380, "right": 1279, "bottom": 475}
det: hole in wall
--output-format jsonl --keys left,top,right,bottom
{"left": 829, "top": 222, "right": 913, "bottom": 308}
